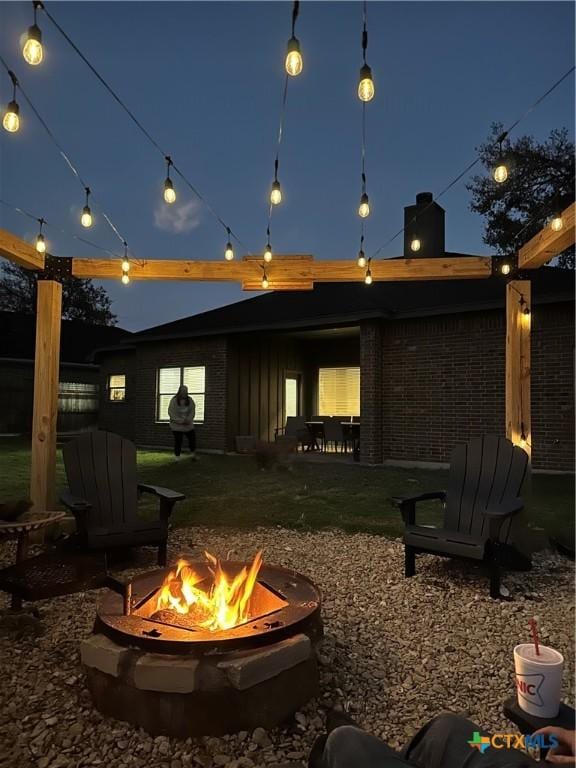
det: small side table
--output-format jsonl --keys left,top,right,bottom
{"left": 503, "top": 697, "right": 576, "bottom": 759}
{"left": 0, "top": 512, "right": 66, "bottom": 610}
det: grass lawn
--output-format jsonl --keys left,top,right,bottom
{"left": 1, "top": 437, "right": 573, "bottom": 543}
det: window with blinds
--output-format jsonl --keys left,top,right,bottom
{"left": 157, "top": 366, "right": 206, "bottom": 422}
{"left": 108, "top": 374, "right": 126, "bottom": 401}
{"left": 318, "top": 367, "right": 360, "bottom": 417}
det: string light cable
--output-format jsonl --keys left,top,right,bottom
{"left": 370, "top": 65, "right": 575, "bottom": 260}
{"left": 0, "top": 197, "right": 130, "bottom": 260}
{"left": 37, "top": 1, "right": 251, "bottom": 257}
{"left": 0, "top": 54, "right": 130, "bottom": 252}
{"left": 263, "top": 1, "right": 303, "bottom": 263}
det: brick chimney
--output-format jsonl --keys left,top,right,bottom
{"left": 403, "top": 192, "right": 445, "bottom": 258}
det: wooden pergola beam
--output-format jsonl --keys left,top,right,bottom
{"left": 71, "top": 254, "right": 492, "bottom": 288}
{"left": 506, "top": 280, "right": 531, "bottom": 459}
{"left": 0, "top": 227, "right": 45, "bottom": 270}
{"left": 30, "top": 280, "right": 62, "bottom": 511}
{"left": 518, "top": 202, "right": 575, "bottom": 270}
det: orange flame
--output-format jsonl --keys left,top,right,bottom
{"left": 155, "top": 550, "right": 263, "bottom": 631}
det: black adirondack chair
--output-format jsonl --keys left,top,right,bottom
{"left": 396, "top": 435, "right": 529, "bottom": 598}
{"left": 60, "top": 431, "right": 185, "bottom": 565}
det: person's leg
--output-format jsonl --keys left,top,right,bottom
{"left": 187, "top": 429, "right": 196, "bottom": 457}
{"left": 320, "top": 726, "right": 411, "bottom": 768}
{"left": 173, "top": 431, "right": 183, "bottom": 457}
{"left": 403, "top": 713, "right": 538, "bottom": 768}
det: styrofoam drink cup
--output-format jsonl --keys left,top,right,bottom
{"left": 514, "top": 643, "right": 564, "bottom": 718}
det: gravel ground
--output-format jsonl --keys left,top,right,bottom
{"left": 0, "top": 527, "right": 574, "bottom": 768}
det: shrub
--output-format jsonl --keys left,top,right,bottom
{"left": 253, "top": 440, "right": 296, "bottom": 471}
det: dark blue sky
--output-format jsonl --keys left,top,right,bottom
{"left": 1, "top": 2, "right": 574, "bottom": 331}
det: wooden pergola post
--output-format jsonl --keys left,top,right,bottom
{"left": 30, "top": 280, "right": 63, "bottom": 511}
{"left": 506, "top": 280, "right": 531, "bottom": 460}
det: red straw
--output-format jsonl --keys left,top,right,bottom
{"left": 529, "top": 618, "right": 541, "bottom": 656}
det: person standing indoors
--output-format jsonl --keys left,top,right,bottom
{"left": 168, "top": 385, "right": 197, "bottom": 460}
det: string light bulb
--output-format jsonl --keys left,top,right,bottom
{"left": 410, "top": 237, "right": 421, "bottom": 252}
{"left": 164, "top": 156, "right": 176, "bottom": 204}
{"left": 358, "top": 64, "right": 375, "bottom": 102}
{"left": 263, "top": 243, "right": 273, "bottom": 263}
{"left": 35, "top": 218, "right": 46, "bottom": 253}
{"left": 357, "top": 250, "right": 366, "bottom": 268}
{"left": 22, "top": 3, "right": 44, "bottom": 65}
{"left": 364, "top": 265, "right": 373, "bottom": 285}
{"left": 261, "top": 271, "right": 269, "bottom": 289}
{"left": 519, "top": 424, "right": 527, "bottom": 450}
{"left": 121, "top": 273, "right": 130, "bottom": 286}
{"left": 501, "top": 263, "right": 511, "bottom": 276}
{"left": 80, "top": 187, "right": 93, "bottom": 228}
{"left": 2, "top": 101, "right": 19, "bottom": 133}
{"left": 270, "top": 179, "right": 282, "bottom": 206}
{"left": 285, "top": 36, "right": 303, "bottom": 76}
{"left": 121, "top": 244, "right": 130, "bottom": 273}
{"left": 224, "top": 228, "right": 234, "bottom": 261}
{"left": 493, "top": 135, "right": 509, "bottom": 184}
{"left": 358, "top": 192, "right": 370, "bottom": 218}
{"left": 550, "top": 214, "right": 563, "bottom": 232}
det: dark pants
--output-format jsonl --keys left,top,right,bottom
{"left": 172, "top": 429, "right": 196, "bottom": 456}
{"left": 321, "top": 714, "right": 538, "bottom": 768}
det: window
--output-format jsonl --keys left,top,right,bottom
{"left": 59, "top": 382, "right": 99, "bottom": 413}
{"left": 108, "top": 374, "right": 126, "bottom": 402}
{"left": 157, "top": 366, "right": 206, "bottom": 422}
{"left": 285, "top": 376, "right": 299, "bottom": 418}
{"left": 318, "top": 367, "right": 360, "bottom": 417}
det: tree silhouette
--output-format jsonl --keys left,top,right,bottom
{"left": 468, "top": 124, "right": 574, "bottom": 269}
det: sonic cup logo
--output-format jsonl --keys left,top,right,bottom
{"left": 515, "top": 673, "right": 545, "bottom": 707}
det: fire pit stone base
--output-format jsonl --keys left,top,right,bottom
{"left": 81, "top": 632, "right": 319, "bottom": 736}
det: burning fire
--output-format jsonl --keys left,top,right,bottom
{"left": 155, "top": 550, "right": 263, "bottom": 631}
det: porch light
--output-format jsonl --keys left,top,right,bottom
{"left": 358, "top": 192, "right": 370, "bottom": 218}
{"left": 263, "top": 243, "right": 273, "bottom": 263}
{"left": 357, "top": 250, "right": 366, "bottom": 268}
{"left": 358, "top": 64, "right": 374, "bottom": 102}
{"left": 270, "top": 179, "right": 282, "bottom": 206}
{"left": 410, "top": 237, "right": 421, "bottom": 252}
{"left": 2, "top": 100, "right": 20, "bottom": 133}
{"left": 81, "top": 188, "right": 93, "bottom": 228}
{"left": 285, "top": 36, "right": 303, "bottom": 77}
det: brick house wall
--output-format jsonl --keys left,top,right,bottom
{"left": 360, "top": 302, "right": 574, "bottom": 471}
{"left": 132, "top": 337, "right": 228, "bottom": 451}
{"left": 360, "top": 322, "right": 384, "bottom": 464}
{"left": 98, "top": 348, "right": 136, "bottom": 441}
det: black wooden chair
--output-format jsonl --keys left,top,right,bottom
{"left": 60, "top": 431, "right": 185, "bottom": 566}
{"left": 274, "top": 416, "right": 312, "bottom": 452}
{"left": 395, "top": 435, "right": 529, "bottom": 598}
